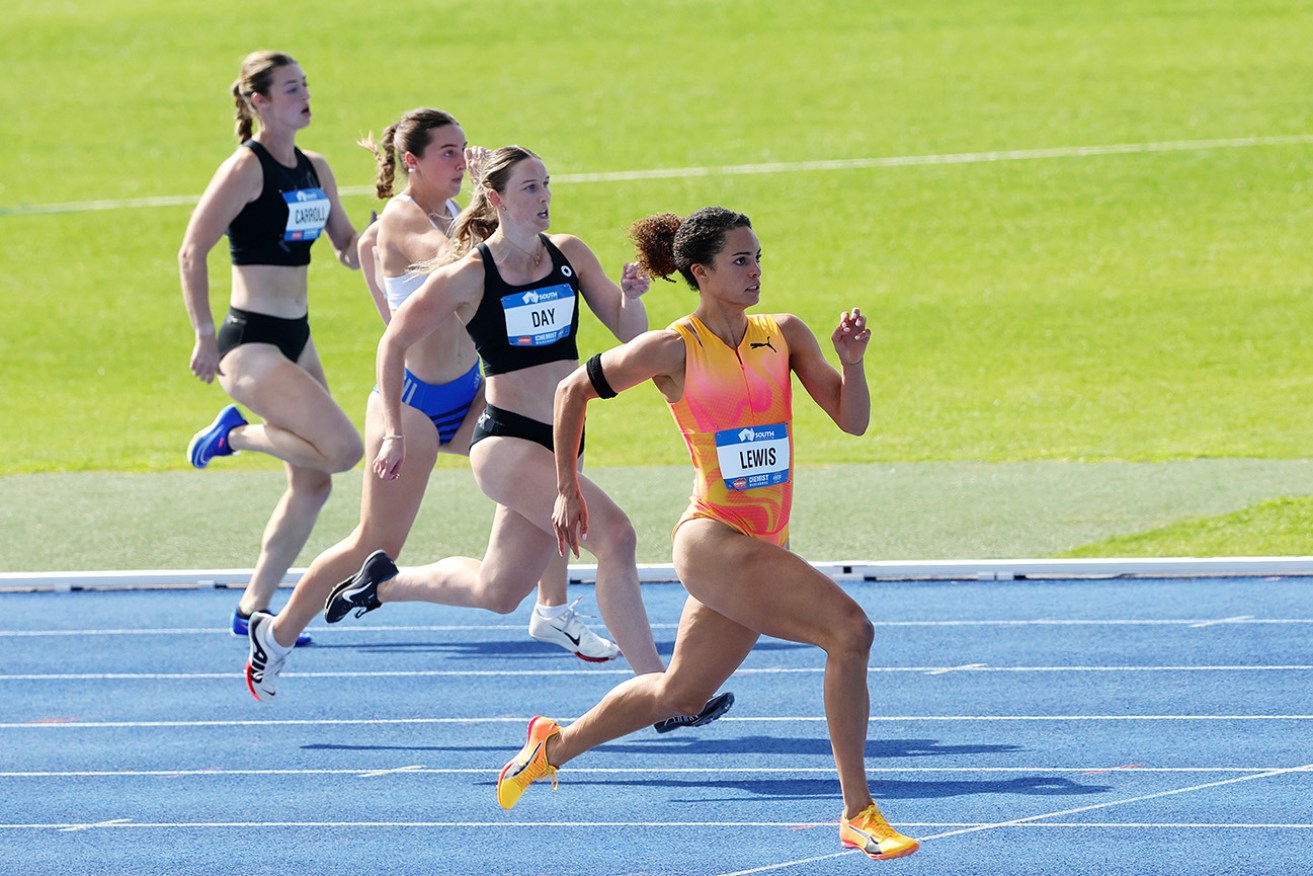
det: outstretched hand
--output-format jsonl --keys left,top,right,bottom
{"left": 619, "top": 262, "right": 649, "bottom": 299}
{"left": 831, "top": 307, "right": 871, "bottom": 365}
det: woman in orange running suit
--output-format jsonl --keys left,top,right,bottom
{"left": 494, "top": 206, "right": 919, "bottom": 862}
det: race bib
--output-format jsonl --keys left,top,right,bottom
{"left": 714, "top": 423, "right": 790, "bottom": 491}
{"left": 282, "top": 187, "right": 330, "bottom": 241}
{"left": 502, "top": 283, "right": 575, "bottom": 346}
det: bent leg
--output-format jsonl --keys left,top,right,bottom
{"left": 471, "top": 436, "right": 661, "bottom": 673}
{"left": 377, "top": 503, "right": 552, "bottom": 614}
{"left": 550, "top": 596, "right": 759, "bottom": 766}
{"left": 237, "top": 462, "right": 333, "bottom": 617}
{"left": 219, "top": 343, "right": 363, "bottom": 473}
{"left": 673, "top": 518, "right": 878, "bottom": 818}
{"left": 270, "top": 398, "right": 440, "bottom": 648}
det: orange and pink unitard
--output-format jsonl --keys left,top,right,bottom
{"left": 666, "top": 314, "right": 794, "bottom": 547}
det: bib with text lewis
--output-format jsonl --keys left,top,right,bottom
{"left": 714, "top": 423, "right": 790, "bottom": 491}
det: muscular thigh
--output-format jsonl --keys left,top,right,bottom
{"left": 673, "top": 517, "right": 866, "bottom": 648}
{"left": 356, "top": 395, "right": 440, "bottom": 546}
{"left": 470, "top": 436, "right": 629, "bottom": 543}
{"left": 478, "top": 504, "right": 555, "bottom": 598}
{"left": 220, "top": 344, "right": 352, "bottom": 436}
{"left": 664, "top": 596, "right": 760, "bottom": 696}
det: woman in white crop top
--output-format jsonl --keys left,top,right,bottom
{"left": 245, "top": 111, "right": 615, "bottom": 701}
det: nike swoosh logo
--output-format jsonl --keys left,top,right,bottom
{"left": 552, "top": 624, "right": 581, "bottom": 646}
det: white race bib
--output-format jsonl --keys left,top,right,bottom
{"left": 714, "top": 423, "right": 790, "bottom": 491}
{"left": 501, "top": 283, "right": 575, "bottom": 346}
{"left": 282, "top": 187, "right": 330, "bottom": 241}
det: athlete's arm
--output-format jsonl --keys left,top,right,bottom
{"left": 308, "top": 151, "right": 361, "bottom": 270}
{"left": 177, "top": 149, "right": 262, "bottom": 383}
{"left": 555, "top": 234, "right": 649, "bottom": 342}
{"left": 357, "top": 219, "right": 390, "bottom": 325}
{"left": 781, "top": 309, "right": 871, "bottom": 435}
{"left": 551, "top": 329, "right": 684, "bottom": 557}
{"left": 372, "top": 256, "right": 482, "bottom": 479}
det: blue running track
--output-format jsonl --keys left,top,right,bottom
{"left": 1, "top": 575, "right": 1310, "bottom": 875}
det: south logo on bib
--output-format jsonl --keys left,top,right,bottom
{"left": 282, "top": 187, "right": 329, "bottom": 241}
{"left": 501, "top": 284, "right": 576, "bottom": 346}
{"left": 714, "top": 423, "right": 790, "bottom": 491}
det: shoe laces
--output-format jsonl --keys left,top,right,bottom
{"left": 850, "top": 803, "right": 894, "bottom": 837}
{"left": 560, "top": 595, "right": 599, "bottom": 622}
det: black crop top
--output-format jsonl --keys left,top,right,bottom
{"left": 465, "top": 236, "right": 582, "bottom": 376}
{"left": 227, "top": 141, "right": 328, "bottom": 267}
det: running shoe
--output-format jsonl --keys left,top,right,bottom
{"left": 245, "top": 611, "right": 289, "bottom": 702}
{"left": 496, "top": 715, "right": 561, "bottom": 810}
{"left": 324, "top": 550, "right": 398, "bottom": 623}
{"left": 231, "top": 606, "right": 312, "bottom": 647}
{"left": 187, "top": 404, "right": 246, "bottom": 469}
{"left": 653, "top": 690, "right": 735, "bottom": 734}
{"left": 528, "top": 600, "right": 620, "bottom": 662}
{"left": 839, "top": 802, "right": 920, "bottom": 860}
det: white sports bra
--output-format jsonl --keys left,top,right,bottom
{"left": 382, "top": 194, "right": 461, "bottom": 311}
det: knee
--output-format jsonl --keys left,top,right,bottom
{"left": 832, "top": 611, "right": 874, "bottom": 658}
{"left": 657, "top": 675, "right": 718, "bottom": 719}
{"left": 584, "top": 513, "right": 637, "bottom": 562}
{"left": 324, "top": 431, "right": 364, "bottom": 473}
{"left": 482, "top": 590, "right": 523, "bottom": 615}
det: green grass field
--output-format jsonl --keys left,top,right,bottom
{"left": 3, "top": 0, "right": 1313, "bottom": 566}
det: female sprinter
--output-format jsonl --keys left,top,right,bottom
{"left": 315, "top": 148, "right": 731, "bottom": 733}
{"left": 244, "top": 114, "right": 613, "bottom": 701}
{"left": 179, "top": 50, "right": 363, "bottom": 644}
{"left": 494, "top": 207, "right": 919, "bottom": 861}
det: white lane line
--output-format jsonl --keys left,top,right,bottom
{"left": 0, "top": 766, "right": 1300, "bottom": 779}
{"left": 919, "top": 763, "right": 1313, "bottom": 843}
{"left": 4, "top": 664, "right": 1310, "bottom": 681}
{"left": 926, "top": 663, "right": 989, "bottom": 675}
{"left": 356, "top": 764, "right": 426, "bottom": 779}
{"left": 4, "top": 134, "right": 1311, "bottom": 217}
{"left": 3, "top": 820, "right": 1310, "bottom": 832}
{"left": 4, "top": 714, "right": 1312, "bottom": 730}
{"left": 1190, "top": 615, "right": 1255, "bottom": 628}
{"left": 2, "top": 617, "right": 1309, "bottom": 637}
{"left": 714, "top": 764, "right": 1313, "bottom": 875}
{"left": 58, "top": 818, "right": 131, "bottom": 833}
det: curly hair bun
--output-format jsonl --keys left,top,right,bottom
{"left": 628, "top": 212, "right": 683, "bottom": 280}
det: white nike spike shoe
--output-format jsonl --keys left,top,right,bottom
{"left": 528, "top": 601, "right": 619, "bottom": 662}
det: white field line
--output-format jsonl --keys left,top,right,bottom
{"left": 4, "top": 134, "right": 1312, "bottom": 217}
{"left": 3, "top": 664, "right": 1311, "bottom": 682}
{"left": 2, "top": 617, "right": 1310, "bottom": 637}
{"left": 4, "top": 714, "right": 1313, "bottom": 730}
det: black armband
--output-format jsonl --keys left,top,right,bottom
{"left": 585, "top": 353, "right": 618, "bottom": 399}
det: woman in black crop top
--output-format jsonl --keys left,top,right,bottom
{"left": 178, "top": 50, "right": 364, "bottom": 640}
{"left": 320, "top": 146, "right": 730, "bottom": 731}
